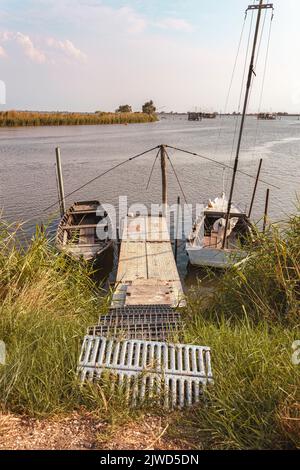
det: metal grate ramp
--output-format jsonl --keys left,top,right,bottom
{"left": 88, "top": 322, "right": 180, "bottom": 341}
{"left": 93, "top": 305, "right": 183, "bottom": 341}
{"left": 79, "top": 336, "right": 213, "bottom": 408}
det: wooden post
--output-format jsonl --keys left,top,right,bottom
{"left": 174, "top": 196, "right": 180, "bottom": 262}
{"left": 263, "top": 189, "right": 270, "bottom": 233}
{"left": 160, "top": 145, "right": 167, "bottom": 217}
{"left": 55, "top": 147, "right": 66, "bottom": 217}
{"left": 248, "top": 158, "right": 263, "bottom": 218}
{"left": 116, "top": 226, "right": 121, "bottom": 255}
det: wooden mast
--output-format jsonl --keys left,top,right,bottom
{"left": 222, "top": 0, "right": 272, "bottom": 249}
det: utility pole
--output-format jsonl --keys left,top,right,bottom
{"left": 222, "top": 0, "right": 274, "bottom": 248}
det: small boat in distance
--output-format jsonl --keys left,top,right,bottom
{"left": 186, "top": 194, "right": 253, "bottom": 268}
{"left": 257, "top": 112, "right": 276, "bottom": 120}
{"left": 56, "top": 200, "right": 113, "bottom": 262}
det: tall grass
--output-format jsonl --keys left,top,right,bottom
{"left": 0, "top": 110, "right": 157, "bottom": 127}
{"left": 179, "top": 213, "right": 300, "bottom": 449}
{"left": 0, "top": 213, "right": 299, "bottom": 449}
{"left": 0, "top": 222, "right": 112, "bottom": 416}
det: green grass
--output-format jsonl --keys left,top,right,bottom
{"left": 0, "top": 110, "right": 158, "bottom": 127}
{"left": 0, "top": 212, "right": 299, "bottom": 449}
{"left": 0, "top": 222, "right": 111, "bottom": 416}
{"left": 178, "top": 212, "right": 300, "bottom": 449}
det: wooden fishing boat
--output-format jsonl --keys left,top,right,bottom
{"left": 56, "top": 200, "right": 113, "bottom": 261}
{"left": 186, "top": 193, "right": 253, "bottom": 268}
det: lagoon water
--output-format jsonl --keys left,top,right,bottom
{"left": 0, "top": 115, "right": 299, "bottom": 284}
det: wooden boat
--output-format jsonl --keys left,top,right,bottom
{"left": 56, "top": 200, "right": 113, "bottom": 261}
{"left": 186, "top": 194, "right": 253, "bottom": 268}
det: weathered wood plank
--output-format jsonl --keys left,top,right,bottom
{"left": 114, "top": 216, "right": 185, "bottom": 307}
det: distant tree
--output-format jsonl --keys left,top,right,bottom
{"left": 142, "top": 100, "right": 156, "bottom": 115}
{"left": 116, "top": 105, "right": 132, "bottom": 113}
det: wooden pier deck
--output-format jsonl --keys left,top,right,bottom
{"left": 111, "top": 215, "right": 185, "bottom": 308}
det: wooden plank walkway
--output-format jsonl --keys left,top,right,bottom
{"left": 111, "top": 215, "right": 185, "bottom": 308}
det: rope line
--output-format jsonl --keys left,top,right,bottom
{"left": 165, "top": 144, "right": 280, "bottom": 189}
{"left": 213, "top": 11, "right": 248, "bottom": 158}
{"left": 21, "top": 145, "right": 160, "bottom": 224}
{"left": 226, "top": 9, "right": 255, "bottom": 191}
{"left": 146, "top": 148, "right": 160, "bottom": 190}
{"left": 165, "top": 149, "right": 190, "bottom": 206}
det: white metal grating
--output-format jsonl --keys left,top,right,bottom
{"left": 79, "top": 335, "right": 213, "bottom": 408}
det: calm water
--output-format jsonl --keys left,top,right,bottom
{"left": 0, "top": 115, "right": 299, "bottom": 284}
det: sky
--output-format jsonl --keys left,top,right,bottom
{"left": 0, "top": 0, "right": 299, "bottom": 113}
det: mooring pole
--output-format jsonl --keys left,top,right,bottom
{"left": 174, "top": 196, "right": 181, "bottom": 262}
{"left": 55, "top": 147, "right": 66, "bottom": 217}
{"left": 248, "top": 158, "right": 263, "bottom": 218}
{"left": 263, "top": 189, "right": 270, "bottom": 233}
{"left": 222, "top": 0, "right": 269, "bottom": 249}
{"left": 160, "top": 145, "right": 167, "bottom": 217}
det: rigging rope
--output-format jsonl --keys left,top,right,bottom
{"left": 226, "top": 8, "right": 255, "bottom": 191}
{"left": 213, "top": 11, "right": 248, "bottom": 158}
{"left": 146, "top": 148, "right": 160, "bottom": 190}
{"left": 252, "top": 10, "right": 274, "bottom": 155}
{"left": 165, "top": 144, "right": 280, "bottom": 189}
{"left": 165, "top": 149, "right": 190, "bottom": 207}
{"left": 22, "top": 145, "right": 160, "bottom": 224}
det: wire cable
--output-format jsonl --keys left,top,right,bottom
{"left": 165, "top": 144, "right": 280, "bottom": 189}
{"left": 146, "top": 148, "right": 160, "bottom": 190}
{"left": 165, "top": 149, "right": 190, "bottom": 206}
{"left": 21, "top": 145, "right": 161, "bottom": 224}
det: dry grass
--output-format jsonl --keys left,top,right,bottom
{"left": 0, "top": 110, "right": 157, "bottom": 127}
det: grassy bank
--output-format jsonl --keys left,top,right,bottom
{"left": 0, "top": 214, "right": 299, "bottom": 449}
{"left": 0, "top": 110, "right": 157, "bottom": 127}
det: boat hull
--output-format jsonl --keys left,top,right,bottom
{"left": 57, "top": 239, "right": 114, "bottom": 262}
{"left": 186, "top": 244, "right": 248, "bottom": 269}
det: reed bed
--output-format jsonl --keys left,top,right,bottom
{"left": 0, "top": 213, "right": 299, "bottom": 449}
{"left": 180, "top": 212, "right": 300, "bottom": 449}
{"left": 0, "top": 110, "right": 157, "bottom": 127}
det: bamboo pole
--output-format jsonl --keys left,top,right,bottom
{"left": 263, "top": 189, "right": 270, "bottom": 233}
{"left": 248, "top": 158, "right": 263, "bottom": 218}
{"left": 55, "top": 147, "right": 66, "bottom": 217}
{"left": 174, "top": 196, "right": 181, "bottom": 262}
{"left": 160, "top": 145, "right": 167, "bottom": 217}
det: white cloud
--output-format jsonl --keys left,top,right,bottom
{"left": 0, "top": 31, "right": 86, "bottom": 64}
{"left": 46, "top": 38, "right": 86, "bottom": 61}
{"left": 15, "top": 32, "right": 46, "bottom": 63}
{"left": 0, "top": 31, "right": 45, "bottom": 63}
{"left": 116, "top": 6, "right": 147, "bottom": 34}
{"left": 156, "top": 17, "right": 194, "bottom": 33}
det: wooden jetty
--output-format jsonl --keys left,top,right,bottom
{"left": 112, "top": 214, "right": 185, "bottom": 308}
{"left": 78, "top": 144, "right": 212, "bottom": 407}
